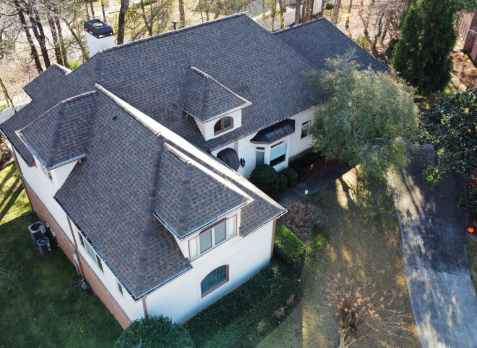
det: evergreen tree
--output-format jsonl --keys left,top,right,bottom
{"left": 392, "top": 0, "right": 456, "bottom": 94}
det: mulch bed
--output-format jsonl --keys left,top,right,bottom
{"left": 0, "top": 142, "right": 12, "bottom": 169}
{"left": 289, "top": 152, "right": 338, "bottom": 184}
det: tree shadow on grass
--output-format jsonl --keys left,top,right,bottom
{"left": 0, "top": 177, "right": 25, "bottom": 222}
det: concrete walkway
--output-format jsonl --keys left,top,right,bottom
{"left": 277, "top": 161, "right": 351, "bottom": 207}
{"left": 389, "top": 145, "right": 477, "bottom": 348}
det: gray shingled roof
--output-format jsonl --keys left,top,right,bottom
{"left": 155, "top": 143, "right": 252, "bottom": 238}
{"left": 274, "top": 17, "right": 387, "bottom": 72}
{"left": 54, "top": 85, "right": 284, "bottom": 299}
{"left": 17, "top": 91, "right": 96, "bottom": 169}
{"left": 1, "top": 15, "right": 385, "bottom": 167}
{"left": 183, "top": 67, "right": 251, "bottom": 122}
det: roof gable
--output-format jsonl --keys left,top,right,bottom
{"left": 17, "top": 91, "right": 96, "bottom": 169}
{"left": 155, "top": 143, "right": 251, "bottom": 238}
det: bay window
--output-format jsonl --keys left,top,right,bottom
{"left": 270, "top": 140, "right": 287, "bottom": 166}
{"left": 256, "top": 147, "right": 265, "bottom": 167}
{"left": 189, "top": 216, "right": 236, "bottom": 260}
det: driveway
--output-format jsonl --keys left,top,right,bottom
{"left": 389, "top": 145, "right": 477, "bottom": 348}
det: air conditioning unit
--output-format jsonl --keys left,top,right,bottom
{"left": 37, "top": 237, "right": 52, "bottom": 254}
{"left": 28, "top": 222, "right": 46, "bottom": 243}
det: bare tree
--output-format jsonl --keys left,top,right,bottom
{"left": 117, "top": 0, "right": 129, "bottom": 44}
{"left": 324, "top": 271, "right": 413, "bottom": 348}
{"left": 305, "top": 0, "right": 314, "bottom": 22}
{"left": 12, "top": 0, "right": 43, "bottom": 73}
{"left": 345, "top": 0, "right": 353, "bottom": 30}
{"left": 295, "top": 0, "right": 300, "bottom": 24}
{"left": 331, "top": 0, "right": 342, "bottom": 24}
{"left": 279, "top": 0, "right": 287, "bottom": 28}
{"left": 178, "top": 0, "right": 186, "bottom": 27}
{"left": 26, "top": 0, "right": 51, "bottom": 68}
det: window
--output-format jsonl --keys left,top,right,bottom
{"left": 214, "top": 117, "right": 234, "bottom": 135}
{"left": 78, "top": 231, "right": 104, "bottom": 273}
{"left": 301, "top": 120, "right": 311, "bottom": 139}
{"left": 256, "top": 147, "right": 265, "bottom": 167}
{"left": 189, "top": 216, "right": 236, "bottom": 260}
{"left": 270, "top": 141, "right": 287, "bottom": 166}
{"left": 201, "top": 265, "right": 228, "bottom": 296}
{"left": 40, "top": 164, "right": 53, "bottom": 182}
{"left": 117, "top": 280, "right": 124, "bottom": 296}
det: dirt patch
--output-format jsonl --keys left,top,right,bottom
{"left": 451, "top": 50, "right": 477, "bottom": 89}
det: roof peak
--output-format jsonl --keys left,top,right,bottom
{"left": 102, "top": 13, "right": 249, "bottom": 54}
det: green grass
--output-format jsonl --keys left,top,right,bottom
{"left": 258, "top": 169, "right": 420, "bottom": 348}
{"left": 0, "top": 162, "right": 122, "bottom": 347}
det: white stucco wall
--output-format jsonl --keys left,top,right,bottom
{"left": 211, "top": 107, "right": 315, "bottom": 178}
{"left": 145, "top": 220, "right": 274, "bottom": 323}
{"left": 289, "top": 108, "right": 315, "bottom": 158}
{"left": 15, "top": 152, "right": 74, "bottom": 244}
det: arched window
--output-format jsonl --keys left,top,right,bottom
{"left": 201, "top": 265, "right": 228, "bottom": 297}
{"left": 214, "top": 117, "right": 233, "bottom": 135}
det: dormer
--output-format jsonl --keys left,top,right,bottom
{"left": 153, "top": 143, "right": 253, "bottom": 260}
{"left": 16, "top": 91, "right": 97, "bottom": 190}
{"left": 183, "top": 67, "right": 251, "bottom": 141}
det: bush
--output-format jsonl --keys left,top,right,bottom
{"left": 274, "top": 221, "right": 306, "bottom": 274}
{"left": 185, "top": 224, "right": 305, "bottom": 348}
{"left": 250, "top": 164, "right": 280, "bottom": 195}
{"left": 67, "top": 59, "right": 82, "bottom": 70}
{"left": 280, "top": 167, "right": 298, "bottom": 187}
{"left": 114, "top": 315, "right": 195, "bottom": 348}
{"left": 355, "top": 36, "right": 372, "bottom": 52}
{"left": 278, "top": 173, "right": 288, "bottom": 192}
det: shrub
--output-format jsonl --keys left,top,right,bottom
{"left": 355, "top": 36, "right": 372, "bottom": 52}
{"left": 185, "top": 224, "right": 305, "bottom": 348}
{"left": 274, "top": 221, "right": 306, "bottom": 273}
{"left": 280, "top": 167, "right": 298, "bottom": 187}
{"left": 114, "top": 315, "right": 195, "bottom": 348}
{"left": 325, "top": 2, "right": 334, "bottom": 9}
{"left": 250, "top": 164, "right": 280, "bottom": 195}
{"left": 67, "top": 59, "right": 82, "bottom": 70}
{"left": 278, "top": 173, "right": 288, "bottom": 192}
{"left": 185, "top": 260, "right": 299, "bottom": 348}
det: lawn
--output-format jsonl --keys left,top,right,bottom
{"left": 0, "top": 162, "right": 122, "bottom": 348}
{"left": 258, "top": 169, "right": 420, "bottom": 348}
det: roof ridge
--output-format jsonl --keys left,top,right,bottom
{"left": 134, "top": 136, "right": 165, "bottom": 295}
{"left": 102, "top": 13, "right": 248, "bottom": 54}
{"left": 45, "top": 102, "right": 66, "bottom": 168}
{"left": 272, "top": 17, "right": 327, "bottom": 36}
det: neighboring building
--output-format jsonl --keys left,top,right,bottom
{"left": 457, "top": 10, "right": 477, "bottom": 62}
{"left": 0, "top": 14, "right": 384, "bottom": 328}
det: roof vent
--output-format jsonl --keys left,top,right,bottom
{"left": 84, "top": 19, "right": 115, "bottom": 57}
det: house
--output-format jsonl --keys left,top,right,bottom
{"left": 0, "top": 14, "right": 384, "bottom": 328}
{"left": 457, "top": 10, "right": 477, "bottom": 62}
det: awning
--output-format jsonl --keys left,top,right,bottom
{"left": 217, "top": 148, "right": 240, "bottom": 170}
{"left": 250, "top": 119, "right": 295, "bottom": 144}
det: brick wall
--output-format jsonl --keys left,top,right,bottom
{"left": 21, "top": 178, "right": 131, "bottom": 329}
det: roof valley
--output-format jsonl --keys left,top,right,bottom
{"left": 134, "top": 135, "right": 165, "bottom": 295}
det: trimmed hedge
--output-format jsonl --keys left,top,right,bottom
{"left": 278, "top": 173, "right": 288, "bottom": 192}
{"left": 250, "top": 164, "right": 280, "bottom": 195}
{"left": 114, "top": 315, "right": 195, "bottom": 348}
{"left": 274, "top": 222, "right": 306, "bottom": 274}
{"left": 280, "top": 167, "right": 298, "bottom": 187}
{"left": 185, "top": 224, "right": 305, "bottom": 348}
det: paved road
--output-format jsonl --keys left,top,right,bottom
{"left": 389, "top": 145, "right": 477, "bottom": 348}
